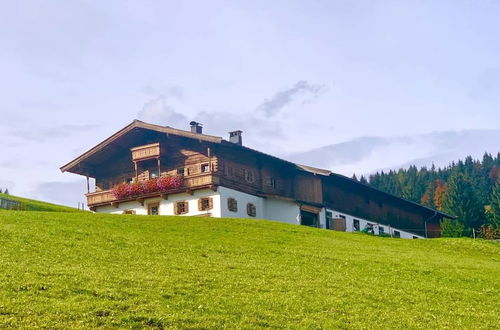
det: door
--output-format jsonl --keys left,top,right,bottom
{"left": 148, "top": 202, "right": 160, "bottom": 215}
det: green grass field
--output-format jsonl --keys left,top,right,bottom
{"left": 0, "top": 210, "right": 499, "bottom": 329}
{"left": 0, "top": 193, "right": 81, "bottom": 212}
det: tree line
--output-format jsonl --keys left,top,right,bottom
{"left": 354, "top": 153, "right": 500, "bottom": 238}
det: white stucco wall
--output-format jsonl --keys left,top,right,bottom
{"left": 218, "top": 186, "right": 265, "bottom": 219}
{"left": 326, "top": 209, "right": 424, "bottom": 239}
{"left": 265, "top": 198, "right": 301, "bottom": 225}
{"left": 95, "top": 189, "right": 221, "bottom": 217}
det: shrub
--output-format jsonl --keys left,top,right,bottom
{"left": 440, "top": 219, "right": 465, "bottom": 237}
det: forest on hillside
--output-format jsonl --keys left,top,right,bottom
{"left": 357, "top": 153, "right": 500, "bottom": 238}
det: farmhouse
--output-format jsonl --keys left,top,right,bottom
{"left": 61, "top": 120, "right": 453, "bottom": 238}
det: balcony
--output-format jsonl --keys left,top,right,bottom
{"left": 131, "top": 143, "right": 160, "bottom": 162}
{"left": 86, "top": 172, "right": 219, "bottom": 207}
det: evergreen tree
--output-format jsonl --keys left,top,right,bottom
{"left": 352, "top": 174, "right": 358, "bottom": 181}
{"left": 359, "top": 175, "right": 368, "bottom": 185}
{"left": 4, "top": 189, "right": 9, "bottom": 195}
{"left": 442, "top": 173, "right": 485, "bottom": 233}
{"left": 486, "top": 183, "right": 500, "bottom": 229}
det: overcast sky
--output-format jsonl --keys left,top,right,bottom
{"left": 1, "top": 1, "right": 499, "bottom": 207}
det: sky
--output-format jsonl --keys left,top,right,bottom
{"left": 0, "top": 0, "right": 499, "bottom": 207}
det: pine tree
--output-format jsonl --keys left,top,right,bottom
{"left": 442, "top": 173, "right": 485, "bottom": 233}
{"left": 352, "top": 174, "right": 358, "bottom": 181}
{"left": 4, "top": 189, "right": 9, "bottom": 195}
{"left": 486, "top": 183, "right": 500, "bottom": 229}
{"left": 359, "top": 175, "right": 368, "bottom": 184}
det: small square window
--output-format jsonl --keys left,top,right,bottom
{"left": 227, "top": 198, "right": 238, "bottom": 212}
{"left": 177, "top": 168, "right": 185, "bottom": 175}
{"left": 198, "top": 197, "right": 213, "bottom": 211}
{"left": 393, "top": 230, "right": 401, "bottom": 238}
{"left": 201, "top": 163, "right": 210, "bottom": 173}
{"left": 247, "top": 203, "right": 256, "bottom": 217}
{"left": 175, "top": 201, "right": 189, "bottom": 215}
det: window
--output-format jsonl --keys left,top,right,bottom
{"left": 227, "top": 198, "right": 238, "bottom": 212}
{"left": 224, "top": 166, "right": 234, "bottom": 177}
{"left": 175, "top": 201, "right": 189, "bottom": 215}
{"left": 201, "top": 163, "right": 210, "bottom": 173}
{"left": 353, "top": 219, "right": 360, "bottom": 231}
{"left": 148, "top": 203, "right": 159, "bottom": 215}
{"left": 150, "top": 169, "right": 159, "bottom": 179}
{"left": 393, "top": 230, "right": 401, "bottom": 238}
{"left": 379, "top": 226, "right": 385, "bottom": 234}
{"left": 123, "top": 209, "right": 136, "bottom": 215}
{"left": 247, "top": 203, "right": 256, "bottom": 217}
{"left": 269, "top": 177, "right": 277, "bottom": 189}
{"left": 339, "top": 214, "right": 346, "bottom": 220}
{"left": 244, "top": 169, "right": 255, "bottom": 183}
{"left": 198, "top": 197, "right": 213, "bottom": 211}
{"left": 177, "top": 168, "right": 185, "bottom": 176}
{"left": 412, "top": 236, "right": 419, "bottom": 239}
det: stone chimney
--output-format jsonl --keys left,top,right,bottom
{"left": 190, "top": 121, "right": 203, "bottom": 134}
{"left": 229, "top": 130, "right": 243, "bottom": 145}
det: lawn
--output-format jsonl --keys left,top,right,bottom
{"left": 0, "top": 210, "right": 498, "bottom": 328}
{"left": 0, "top": 193, "right": 81, "bottom": 212}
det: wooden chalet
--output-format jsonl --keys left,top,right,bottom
{"left": 61, "top": 120, "right": 453, "bottom": 238}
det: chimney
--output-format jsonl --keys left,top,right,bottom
{"left": 190, "top": 121, "right": 203, "bottom": 134}
{"left": 229, "top": 130, "right": 243, "bottom": 145}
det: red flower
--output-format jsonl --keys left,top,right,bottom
{"left": 143, "top": 179, "right": 159, "bottom": 194}
{"left": 157, "top": 175, "right": 183, "bottom": 192}
{"left": 112, "top": 183, "right": 131, "bottom": 199}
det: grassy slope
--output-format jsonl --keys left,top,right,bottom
{"left": 0, "top": 211, "right": 498, "bottom": 329}
{"left": 0, "top": 193, "right": 81, "bottom": 212}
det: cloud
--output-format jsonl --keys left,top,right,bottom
{"left": 257, "top": 80, "right": 325, "bottom": 117}
{"left": 288, "top": 129, "right": 500, "bottom": 176}
{"left": 140, "top": 85, "right": 184, "bottom": 99}
{"left": 10, "top": 124, "right": 99, "bottom": 142}
{"left": 137, "top": 95, "right": 188, "bottom": 127}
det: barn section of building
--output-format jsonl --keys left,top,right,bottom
{"left": 60, "top": 120, "right": 453, "bottom": 238}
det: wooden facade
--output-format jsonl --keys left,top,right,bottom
{"left": 61, "top": 120, "right": 452, "bottom": 237}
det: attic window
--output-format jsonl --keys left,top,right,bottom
{"left": 225, "top": 166, "right": 234, "bottom": 177}
{"left": 227, "top": 198, "right": 238, "bottom": 212}
{"left": 201, "top": 163, "right": 210, "bottom": 173}
{"left": 244, "top": 169, "right": 254, "bottom": 183}
{"left": 247, "top": 203, "right": 256, "bottom": 217}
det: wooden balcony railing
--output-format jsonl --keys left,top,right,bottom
{"left": 131, "top": 143, "right": 160, "bottom": 161}
{"left": 86, "top": 173, "right": 219, "bottom": 207}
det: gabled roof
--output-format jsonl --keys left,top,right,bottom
{"left": 60, "top": 120, "right": 223, "bottom": 174}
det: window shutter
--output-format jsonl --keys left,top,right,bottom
{"left": 208, "top": 197, "right": 213, "bottom": 210}
{"left": 198, "top": 198, "right": 203, "bottom": 211}
{"left": 184, "top": 202, "right": 189, "bottom": 214}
